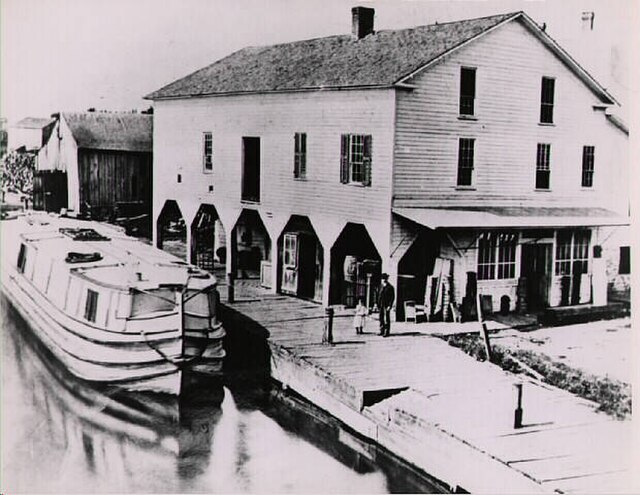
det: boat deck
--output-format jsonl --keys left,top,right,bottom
{"left": 218, "top": 272, "right": 635, "bottom": 493}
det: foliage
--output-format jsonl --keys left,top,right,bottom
{"left": 443, "top": 333, "right": 632, "bottom": 419}
{"left": 1, "top": 151, "right": 36, "bottom": 195}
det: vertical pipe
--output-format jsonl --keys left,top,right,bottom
{"left": 514, "top": 383, "right": 524, "bottom": 428}
{"left": 227, "top": 272, "right": 235, "bottom": 303}
{"left": 323, "top": 306, "right": 334, "bottom": 345}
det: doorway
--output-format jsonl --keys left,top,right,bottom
{"left": 521, "top": 243, "right": 551, "bottom": 309}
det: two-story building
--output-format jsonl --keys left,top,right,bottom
{"left": 146, "top": 8, "right": 629, "bottom": 319}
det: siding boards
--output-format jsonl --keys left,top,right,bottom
{"left": 153, "top": 89, "right": 395, "bottom": 226}
{"left": 78, "top": 149, "right": 152, "bottom": 215}
{"left": 393, "top": 19, "right": 626, "bottom": 212}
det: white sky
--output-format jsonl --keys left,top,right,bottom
{"left": 1, "top": 0, "right": 637, "bottom": 124}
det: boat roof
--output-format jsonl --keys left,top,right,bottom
{"left": 10, "top": 213, "right": 216, "bottom": 291}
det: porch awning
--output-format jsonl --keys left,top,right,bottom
{"left": 392, "top": 206, "right": 629, "bottom": 229}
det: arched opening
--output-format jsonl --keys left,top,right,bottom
{"left": 191, "top": 204, "right": 227, "bottom": 272}
{"left": 156, "top": 200, "right": 187, "bottom": 260}
{"left": 397, "top": 231, "right": 439, "bottom": 321}
{"left": 232, "top": 209, "right": 271, "bottom": 281}
{"left": 329, "top": 223, "right": 382, "bottom": 308}
{"left": 278, "top": 216, "right": 323, "bottom": 302}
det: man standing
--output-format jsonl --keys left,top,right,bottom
{"left": 377, "top": 273, "right": 395, "bottom": 337}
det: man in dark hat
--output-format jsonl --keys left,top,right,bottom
{"left": 377, "top": 273, "right": 395, "bottom": 337}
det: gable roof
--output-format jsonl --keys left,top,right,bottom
{"left": 62, "top": 112, "right": 153, "bottom": 153}
{"left": 145, "top": 11, "right": 616, "bottom": 105}
{"left": 14, "top": 117, "right": 55, "bottom": 129}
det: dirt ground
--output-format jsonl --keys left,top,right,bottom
{"left": 490, "top": 318, "right": 634, "bottom": 384}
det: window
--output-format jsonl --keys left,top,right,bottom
{"left": 536, "top": 143, "right": 551, "bottom": 189}
{"left": 84, "top": 289, "right": 99, "bottom": 323}
{"left": 241, "top": 137, "right": 261, "bottom": 202}
{"left": 294, "top": 132, "right": 307, "bottom": 179}
{"left": 540, "top": 77, "right": 555, "bottom": 124}
{"left": 619, "top": 246, "right": 630, "bottom": 274}
{"left": 459, "top": 67, "right": 476, "bottom": 116}
{"left": 477, "top": 232, "right": 518, "bottom": 280}
{"left": 457, "top": 138, "right": 475, "bottom": 186}
{"left": 555, "top": 230, "right": 591, "bottom": 275}
{"left": 340, "top": 134, "right": 372, "bottom": 186}
{"left": 203, "top": 132, "right": 213, "bottom": 172}
{"left": 17, "top": 243, "right": 27, "bottom": 273}
{"left": 581, "top": 146, "right": 595, "bottom": 187}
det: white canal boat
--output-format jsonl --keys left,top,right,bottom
{"left": 0, "top": 212, "right": 225, "bottom": 395}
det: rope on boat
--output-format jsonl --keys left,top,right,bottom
{"left": 139, "top": 329, "right": 195, "bottom": 369}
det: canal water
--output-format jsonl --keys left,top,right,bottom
{"left": 0, "top": 296, "right": 445, "bottom": 493}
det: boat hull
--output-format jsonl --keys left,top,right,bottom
{"left": 1, "top": 215, "right": 225, "bottom": 395}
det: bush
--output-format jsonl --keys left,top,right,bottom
{"left": 443, "top": 333, "right": 631, "bottom": 419}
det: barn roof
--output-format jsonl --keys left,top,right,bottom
{"left": 145, "top": 11, "right": 616, "bottom": 104}
{"left": 62, "top": 112, "right": 153, "bottom": 153}
{"left": 14, "top": 117, "right": 55, "bottom": 129}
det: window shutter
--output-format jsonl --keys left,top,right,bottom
{"left": 300, "top": 133, "right": 306, "bottom": 178}
{"left": 340, "top": 134, "right": 349, "bottom": 184}
{"left": 363, "top": 135, "right": 372, "bottom": 186}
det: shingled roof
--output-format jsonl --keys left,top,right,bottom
{"left": 63, "top": 112, "right": 153, "bottom": 153}
{"left": 146, "top": 12, "right": 517, "bottom": 100}
{"left": 14, "top": 117, "right": 55, "bottom": 129}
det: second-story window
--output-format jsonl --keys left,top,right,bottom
{"left": 203, "top": 132, "right": 213, "bottom": 172}
{"left": 581, "top": 145, "right": 595, "bottom": 187}
{"left": 536, "top": 143, "right": 551, "bottom": 189}
{"left": 459, "top": 67, "right": 476, "bottom": 116}
{"left": 340, "top": 134, "right": 372, "bottom": 186}
{"left": 457, "top": 138, "right": 475, "bottom": 186}
{"left": 540, "top": 77, "right": 555, "bottom": 124}
{"left": 294, "top": 132, "right": 307, "bottom": 179}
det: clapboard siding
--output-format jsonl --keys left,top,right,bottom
{"left": 78, "top": 149, "right": 152, "bottom": 211}
{"left": 153, "top": 89, "right": 396, "bottom": 226}
{"left": 393, "top": 19, "right": 628, "bottom": 214}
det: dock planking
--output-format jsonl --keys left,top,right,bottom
{"left": 220, "top": 277, "right": 635, "bottom": 494}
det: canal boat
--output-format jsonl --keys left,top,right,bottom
{"left": 0, "top": 211, "right": 225, "bottom": 395}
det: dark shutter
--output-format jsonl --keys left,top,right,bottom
{"left": 363, "top": 135, "right": 372, "bottom": 186}
{"left": 340, "top": 134, "right": 349, "bottom": 184}
{"left": 300, "top": 133, "right": 306, "bottom": 178}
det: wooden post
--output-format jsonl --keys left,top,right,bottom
{"left": 365, "top": 273, "right": 372, "bottom": 309}
{"left": 476, "top": 293, "right": 493, "bottom": 362}
{"left": 323, "top": 306, "right": 334, "bottom": 345}
{"left": 227, "top": 272, "right": 235, "bottom": 303}
{"left": 514, "top": 383, "right": 524, "bottom": 428}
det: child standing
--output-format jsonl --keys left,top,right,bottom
{"left": 353, "top": 299, "right": 368, "bottom": 335}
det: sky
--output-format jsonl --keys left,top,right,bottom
{"left": 1, "top": 0, "right": 637, "bottom": 125}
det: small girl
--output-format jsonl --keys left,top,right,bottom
{"left": 353, "top": 299, "right": 368, "bottom": 335}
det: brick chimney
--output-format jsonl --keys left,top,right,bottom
{"left": 352, "top": 6, "right": 374, "bottom": 39}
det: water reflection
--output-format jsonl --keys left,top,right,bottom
{"left": 1, "top": 297, "right": 444, "bottom": 493}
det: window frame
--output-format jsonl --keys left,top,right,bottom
{"left": 294, "top": 132, "right": 307, "bottom": 180}
{"left": 581, "top": 145, "right": 595, "bottom": 188}
{"left": 17, "top": 243, "right": 27, "bottom": 273}
{"left": 477, "top": 232, "right": 518, "bottom": 281}
{"left": 457, "top": 138, "right": 475, "bottom": 187}
{"left": 459, "top": 67, "right": 476, "bottom": 116}
{"left": 202, "top": 131, "right": 213, "bottom": 173}
{"left": 555, "top": 230, "right": 591, "bottom": 276}
{"left": 536, "top": 143, "right": 551, "bottom": 190}
{"left": 84, "top": 288, "right": 99, "bottom": 323}
{"left": 340, "top": 134, "right": 372, "bottom": 186}
{"left": 540, "top": 77, "right": 555, "bottom": 124}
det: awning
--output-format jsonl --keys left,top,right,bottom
{"left": 392, "top": 206, "right": 629, "bottom": 229}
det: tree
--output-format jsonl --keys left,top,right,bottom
{"left": 1, "top": 151, "right": 36, "bottom": 195}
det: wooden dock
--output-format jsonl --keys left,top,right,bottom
{"left": 220, "top": 277, "right": 636, "bottom": 494}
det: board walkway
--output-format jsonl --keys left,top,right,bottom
{"left": 219, "top": 275, "right": 635, "bottom": 494}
